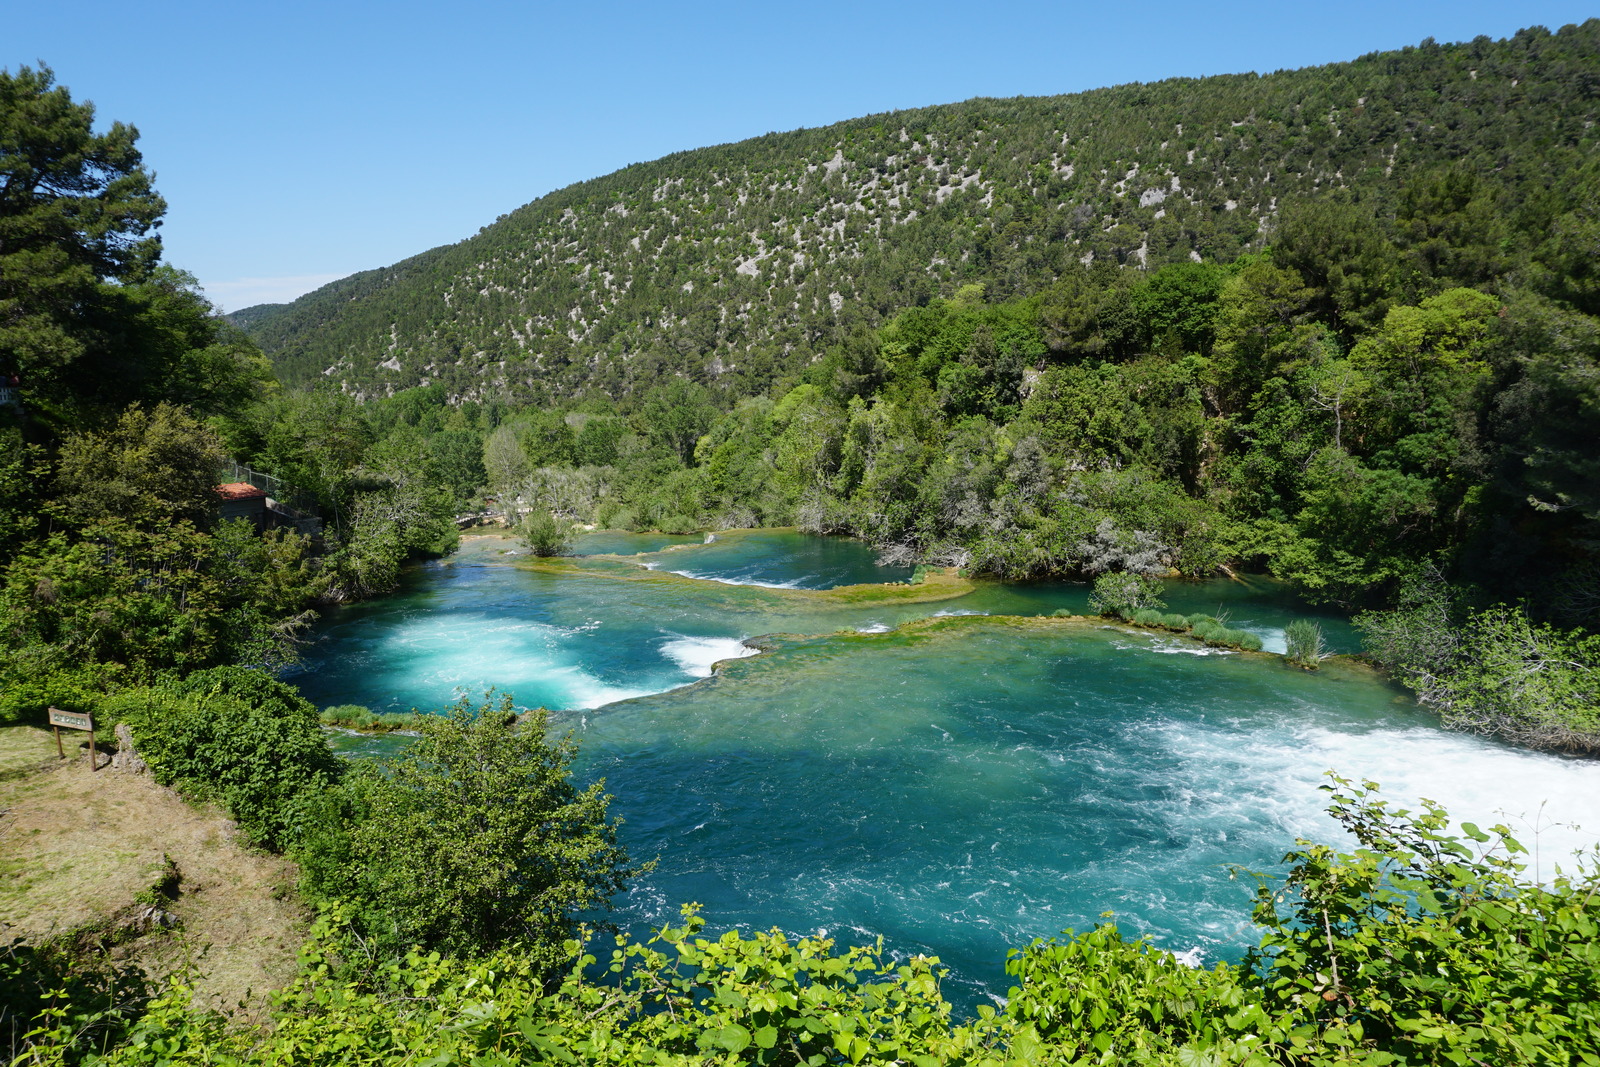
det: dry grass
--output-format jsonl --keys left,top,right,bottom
{"left": 0, "top": 726, "right": 309, "bottom": 1016}
{"left": 0, "top": 723, "right": 62, "bottom": 782}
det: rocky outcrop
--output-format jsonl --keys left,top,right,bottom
{"left": 111, "top": 724, "right": 148, "bottom": 775}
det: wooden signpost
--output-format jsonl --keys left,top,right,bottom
{"left": 48, "top": 706, "right": 98, "bottom": 769}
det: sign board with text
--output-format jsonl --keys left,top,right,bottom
{"left": 48, "top": 707, "right": 93, "bottom": 731}
{"left": 47, "top": 706, "right": 98, "bottom": 769}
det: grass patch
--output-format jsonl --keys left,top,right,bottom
{"left": 319, "top": 705, "right": 425, "bottom": 733}
{"left": 0, "top": 736, "right": 309, "bottom": 1016}
{"left": 0, "top": 726, "right": 62, "bottom": 782}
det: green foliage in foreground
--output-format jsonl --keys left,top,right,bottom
{"left": 1358, "top": 573, "right": 1600, "bottom": 753}
{"left": 23, "top": 782, "right": 1591, "bottom": 1067}
{"left": 111, "top": 667, "right": 342, "bottom": 850}
{"left": 0, "top": 935, "right": 153, "bottom": 1067}
{"left": 295, "top": 696, "right": 644, "bottom": 964}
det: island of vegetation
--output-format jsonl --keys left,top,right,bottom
{"left": 3, "top": 21, "right": 1599, "bottom": 1064}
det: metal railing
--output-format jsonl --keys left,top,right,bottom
{"left": 218, "top": 460, "right": 323, "bottom": 535}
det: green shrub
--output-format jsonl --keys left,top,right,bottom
{"left": 592, "top": 500, "right": 630, "bottom": 529}
{"left": 0, "top": 664, "right": 122, "bottom": 728}
{"left": 319, "top": 705, "right": 424, "bottom": 733}
{"left": 1357, "top": 594, "right": 1600, "bottom": 747}
{"left": 1159, "top": 613, "right": 1191, "bottom": 630}
{"left": 1202, "top": 627, "right": 1259, "bottom": 650}
{"left": 1087, "top": 572, "right": 1166, "bottom": 619}
{"left": 1, "top": 936, "right": 152, "bottom": 1067}
{"left": 518, "top": 510, "right": 573, "bottom": 556}
{"left": 1284, "top": 618, "right": 1326, "bottom": 668}
{"left": 1190, "top": 620, "right": 1224, "bottom": 643}
{"left": 319, "top": 704, "right": 373, "bottom": 726}
{"left": 296, "top": 694, "right": 645, "bottom": 963}
{"left": 126, "top": 667, "right": 341, "bottom": 851}
{"left": 656, "top": 514, "right": 700, "bottom": 535}
{"left": 1131, "top": 608, "right": 1164, "bottom": 626}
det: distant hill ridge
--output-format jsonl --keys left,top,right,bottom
{"left": 235, "top": 22, "right": 1600, "bottom": 401}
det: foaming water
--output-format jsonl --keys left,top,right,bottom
{"left": 576, "top": 623, "right": 1600, "bottom": 1008}
{"left": 297, "top": 534, "right": 1600, "bottom": 1011}
{"left": 632, "top": 529, "right": 915, "bottom": 589}
{"left": 663, "top": 569, "right": 808, "bottom": 590}
{"left": 659, "top": 634, "right": 759, "bottom": 678}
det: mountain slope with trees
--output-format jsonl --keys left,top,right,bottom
{"left": 221, "top": 23, "right": 1600, "bottom": 755}
{"left": 237, "top": 22, "right": 1600, "bottom": 403}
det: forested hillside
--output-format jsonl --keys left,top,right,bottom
{"left": 238, "top": 22, "right": 1600, "bottom": 401}
{"left": 214, "top": 22, "right": 1600, "bottom": 755}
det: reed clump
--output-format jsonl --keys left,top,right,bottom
{"left": 318, "top": 705, "right": 424, "bottom": 733}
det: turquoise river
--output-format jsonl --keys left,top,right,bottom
{"left": 294, "top": 531, "right": 1600, "bottom": 1008}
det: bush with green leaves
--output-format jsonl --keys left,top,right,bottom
{"left": 1239, "top": 777, "right": 1600, "bottom": 1063}
{"left": 1087, "top": 572, "right": 1166, "bottom": 619}
{"left": 296, "top": 694, "right": 645, "bottom": 964}
{"left": 0, "top": 664, "right": 122, "bottom": 728}
{"left": 1, "top": 936, "right": 152, "bottom": 1067}
{"left": 518, "top": 509, "right": 575, "bottom": 556}
{"left": 1234, "top": 630, "right": 1263, "bottom": 652}
{"left": 1357, "top": 577, "right": 1600, "bottom": 751}
{"left": 117, "top": 666, "right": 341, "bottom": 851}
{"left": 317, "top": 704, "right": 422, "bottom": 733}
{"left": 1003, "top": 777, "right": 1600, "bottom": 1064}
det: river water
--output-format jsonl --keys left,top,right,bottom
{"left": 295, "top": 531, "right": 1600, "bottom": 1007}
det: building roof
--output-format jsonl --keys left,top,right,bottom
{"left": 215, "top": 482, "right": 267, "bottom": 501}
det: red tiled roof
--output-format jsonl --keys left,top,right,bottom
{"left": 215, "top": 482, "right": 267, "bottom": 500}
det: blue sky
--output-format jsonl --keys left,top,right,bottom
{"left": 8, "top": 1, "right": 1596, "bottom": 310}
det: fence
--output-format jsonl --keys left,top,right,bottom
{"left": 218, "top": 460, "right": 323, "bottom": 536}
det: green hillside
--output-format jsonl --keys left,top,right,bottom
{"left": 238, "top": 22, "right": 1600, "bottom": 400}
